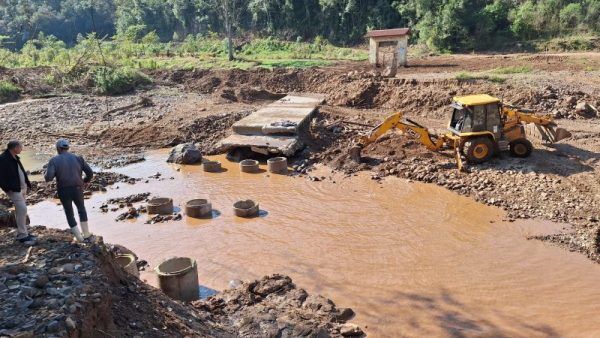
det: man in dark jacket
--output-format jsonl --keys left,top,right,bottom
{"left": 0, "top": 140, "right": 35, "bottom": 243}
{"left": 45, "top": 139, "right": 94, "bottom": 242}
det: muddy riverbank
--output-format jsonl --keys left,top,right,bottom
{"left": 0, "top": 227, "right": 361, "bottom": 337}
{"left": 20, "top": 152, "right": 600, "bottom": 337}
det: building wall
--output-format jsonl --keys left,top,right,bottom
{"left": 368, "top": 36, "right": 409, "bottom": 67}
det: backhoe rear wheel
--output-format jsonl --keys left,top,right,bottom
{"left": 509, "top": 138, "right": 533, "bottom": 158}
{"left": 464, "top": 137, "right": 494, "bottom": 164}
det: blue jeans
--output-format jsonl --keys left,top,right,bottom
{"left": 57, "top": 186, "right": 88, "bottom": 228}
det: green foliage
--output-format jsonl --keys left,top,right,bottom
{"left": 491, "top": 66, "right": 532, "bottom": 74}
{"left": 0, "top": 80, "right": 22, "bottom": 103}
{"left": 560, "top": 3, "right": 583, "bottom": 31}
{"left": 0, "top": 0, "right": 598, "bottom": 54}
{"left": 92, "top": 67, "right": 152, "bottom": 95}
{"left": 455, "top": 72, "right": 506, "bottom": 83}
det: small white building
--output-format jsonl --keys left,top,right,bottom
{"left": 366, "top": 28, "right": 411, "bottom": 67}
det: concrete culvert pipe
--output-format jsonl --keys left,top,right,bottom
{"left": 240, "top": 159, "right": 259, "bottom": 173}
{"left": 267, "top": 157, "right": 288, "bottom": 174}
{"left": 155, "top": 257, "right": 199, "bottom": 302}
{"left": 185, "top": 199, "right": 212, "bottom": 218}
{"left": 203, "top": 160, "right": 222, "bottom": 172}
{"left": 147, "top": 198, "right": 173, "bottom": 215}
{"left": 233, "top": 200, "right": 259, "bottom": 218}
{"left": 115, "top": 254, "right": 139, "bottom": 278}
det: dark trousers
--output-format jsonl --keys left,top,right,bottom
{"left": 57, "top": 186, "right": 88, "bottom": 228}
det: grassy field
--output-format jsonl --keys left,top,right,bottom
{"left": 0, "top": 35, "right": 367, "bottom": 71}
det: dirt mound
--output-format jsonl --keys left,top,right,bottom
{"left": 185, "top": 111, "right": 251, "bottom": 154}
{"left": 153, "top": 67, "right": 597, "bottom": 120}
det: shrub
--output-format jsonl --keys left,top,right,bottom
{"left": 0, "top": 80, "right": 22, "bottom": 103}
{"left": 92, "top": 67, "right": 152, "bottom": 95}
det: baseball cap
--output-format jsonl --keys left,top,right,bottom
{"left": 56, "top": 139, "right": 70, "bottom": 149}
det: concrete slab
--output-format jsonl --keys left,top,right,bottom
{"left": 216, "top": 134, "right": 301, "bottom": 156}
{"left": 218, "top": 93, "right": 324, "bottom": 156}
{"left": 232, "top": 94, "right": 325, "bottom": 136}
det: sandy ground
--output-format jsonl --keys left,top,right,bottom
{"left": 1, "top": 52, "right": 599, "bottom": 263}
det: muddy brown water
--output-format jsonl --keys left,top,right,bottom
{"left": 27, "top": 150, "right": 600, "bottom": 337}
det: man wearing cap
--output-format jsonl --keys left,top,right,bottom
{"left": 44, "top": 139, "right": 94, "bottom": 242}
{"left": 0, "top": 140, "right": 35, "bottom": 244}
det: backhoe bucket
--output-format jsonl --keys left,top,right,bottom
{"left": 349, "top": 146, "right": 362, "bottom": 163}
{"left": 529, "top": 125, "right": 572, "bottom": 143}
{"left": 554, "top": 127, "right": 572, "bottom": 142}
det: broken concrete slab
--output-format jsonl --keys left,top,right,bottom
{"left": 232, "top": 94, "right": 325, "bottom": 136}
{"left": 218, "top": 94, "right": 325, "bottom": 156}
{"left": 216, "top": 134, "right": 301, "bottom": 156}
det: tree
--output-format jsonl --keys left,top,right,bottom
{"left": 559, "top": 3, "right": 582, "bottom": 32}
{"left": 217, "top": 0, "right": 248, "bottom": 61}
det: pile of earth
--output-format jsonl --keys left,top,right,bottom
{"left": 152, "top": 67, "right": 599, "bottom": 120}
{"left": 0, "top": 227, "right": 363, "bottom": 337}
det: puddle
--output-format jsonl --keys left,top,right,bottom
{"left": 28, "top": 150, "right": 600, "bottom": 337}
{"left": 19, "top": 150, "right": 52, "bottom": 171}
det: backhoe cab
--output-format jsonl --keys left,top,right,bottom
{"left": 350, "top": 94, "right": 571, "bottom": 170}
{"left": 449, "top": 94, "right": 570, "bottom": 163}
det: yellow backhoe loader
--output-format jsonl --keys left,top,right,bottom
{"left": 349, "top": 94, "right": 571, "bottom": 171}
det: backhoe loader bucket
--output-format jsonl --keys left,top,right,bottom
{"left": 528, "top": 124, "right": 572, "bottom": 143}
{"left": 349, "top": 145, "right": 362, "bottom": 163}
{"left": 554, "top": 127, "right": 572, "bottom": 142}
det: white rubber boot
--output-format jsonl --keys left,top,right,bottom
{"left": 71, "top": 227, "right": 85, "bottom": 242}
{"left": 80, "top": 221, "right": 92, "bottom": 239}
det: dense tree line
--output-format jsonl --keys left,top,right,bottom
{"left": 0, "top": 0, "right": 598, "bottom": 52}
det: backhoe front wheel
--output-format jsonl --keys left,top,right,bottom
{"left": 509, "top": 138, "right": 533, "bottom": 158}
{"left": 464, "top": 137, "right": 494, "bottom": 164}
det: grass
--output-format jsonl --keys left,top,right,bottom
{"left": 456, "top": 72, "right": 506, "bottom": 84}
{"left": 0, "top": 80, "right": 22, "bottom": 103}
{"left": 490, "top": 66, "right": 532, "bottom": 74}
{"left": 256, "top": 59, "right": 331, "bottom": 69}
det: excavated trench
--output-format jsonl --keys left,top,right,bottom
{"left": 25, "top": 150, "right": 600, "bottom": 337}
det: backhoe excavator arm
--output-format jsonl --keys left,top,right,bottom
{"left": 349, "top": 112, "right": 466, "bottom": 170}
{"left": 357, "top": 112, "right": 446, "bottom": 151}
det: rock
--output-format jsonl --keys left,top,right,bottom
{"left": 48, "top": 267, "right": 63, "bottom": 275}
{"left": 0, "top": 205, "right": 13, "bottom": 227}
{"left": 336, "top": 307, "right": 355, "bottom": 321}
{"left": 33, "top": 275, "right": 49, "bottom": 288}
{"left": 575, "top": 102, "right": 597, "bottom": 117}
{"left": 62, "top": 263, "right": 75, "bottom": 273}
{"left": 65, "top": 317, "right": 77, "bottom": 330}
{"left": 46, "top": 320, "right": 60, "bottom": 333}
{"left": 340, "top": 323, "right": 363, "bottom": 336}
{"left": 166, "top": 143, "right": 202, "bottom": 164}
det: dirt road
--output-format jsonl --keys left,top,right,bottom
{"left": 1, "top": 52, "right": 599, "bottom": 262}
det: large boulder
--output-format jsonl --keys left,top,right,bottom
{"left": 167, "top": 143, "right": 202, "bottom": 164}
